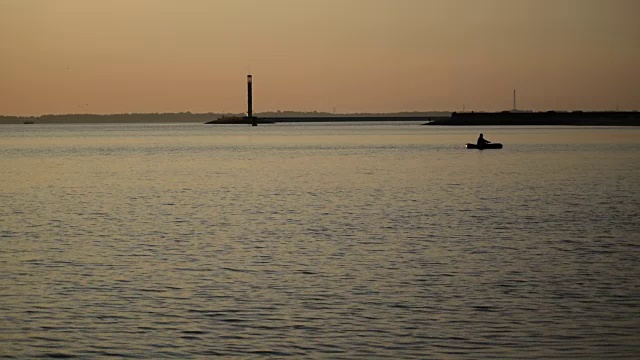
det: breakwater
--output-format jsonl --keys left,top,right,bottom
{"left": 205, "top": 116, "right": 441, "bottom": 124}
{"left": 260, "top": 116, "right": 441, "bottom": 123}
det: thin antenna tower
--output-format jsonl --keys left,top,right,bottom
{"left": 513, "top": 89, "right": 516, "bottom": 111}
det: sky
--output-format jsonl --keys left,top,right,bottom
{"left": 1, "top": 0, "right": 639, "bottom": 115}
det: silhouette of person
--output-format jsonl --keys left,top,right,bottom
{"left": 477, "top": 133, "right": 491, "bottom": 146}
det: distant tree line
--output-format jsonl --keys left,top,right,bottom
{"left": 0, "top": 112, "right": 242, "bottom": 124}
{"left": 0, "top": 111, "right": 452, "bottom": 124}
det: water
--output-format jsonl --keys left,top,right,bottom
{"left": 1, "top": 122, "right": 639, "bottom": 358}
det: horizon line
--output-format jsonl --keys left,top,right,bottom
{"left": 3, "top": 109, "right": 640, "bottom": 118}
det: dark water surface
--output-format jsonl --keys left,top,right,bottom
{"left": 1, "top": 123, "right": 639, "bottom": 358}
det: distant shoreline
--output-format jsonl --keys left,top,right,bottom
{"left": 0, "top": 113, "right": 220, "bottom": 124}
{"left": 0, "top": 112, "right": 449, "bottom": 124}
{"left": 2, "top": 111, "right": 639, "bottom": 125}
{"left": 426, "top": 111, "right": 640, "bottom": 126}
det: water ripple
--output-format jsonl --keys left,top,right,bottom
{"left": 1, "top": 124, "right": 639, "bottom": 358}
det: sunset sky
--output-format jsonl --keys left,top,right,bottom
{"left": 1, "top": 0, "right": 639, "bottom": 115}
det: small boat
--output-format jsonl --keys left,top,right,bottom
{"left": 466, "top": 143, "right": 503, "bottom": 149}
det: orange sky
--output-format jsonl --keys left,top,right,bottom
{"left": 1, "top": 0, "right": 639, "bottom": 115}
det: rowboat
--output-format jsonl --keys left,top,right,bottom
{"left": 465, "top": 143, "right": 503, "bottom": 149}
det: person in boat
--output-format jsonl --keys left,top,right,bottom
{"left": 477, "top": 133, "right": 491, "bottom": 146}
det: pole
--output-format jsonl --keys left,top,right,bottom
{"left": 247, "top": 75, "right": 256, "bottom": 126}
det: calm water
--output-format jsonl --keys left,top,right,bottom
{"left": 1, "top": 122, "right": 639, "bottom": 358}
